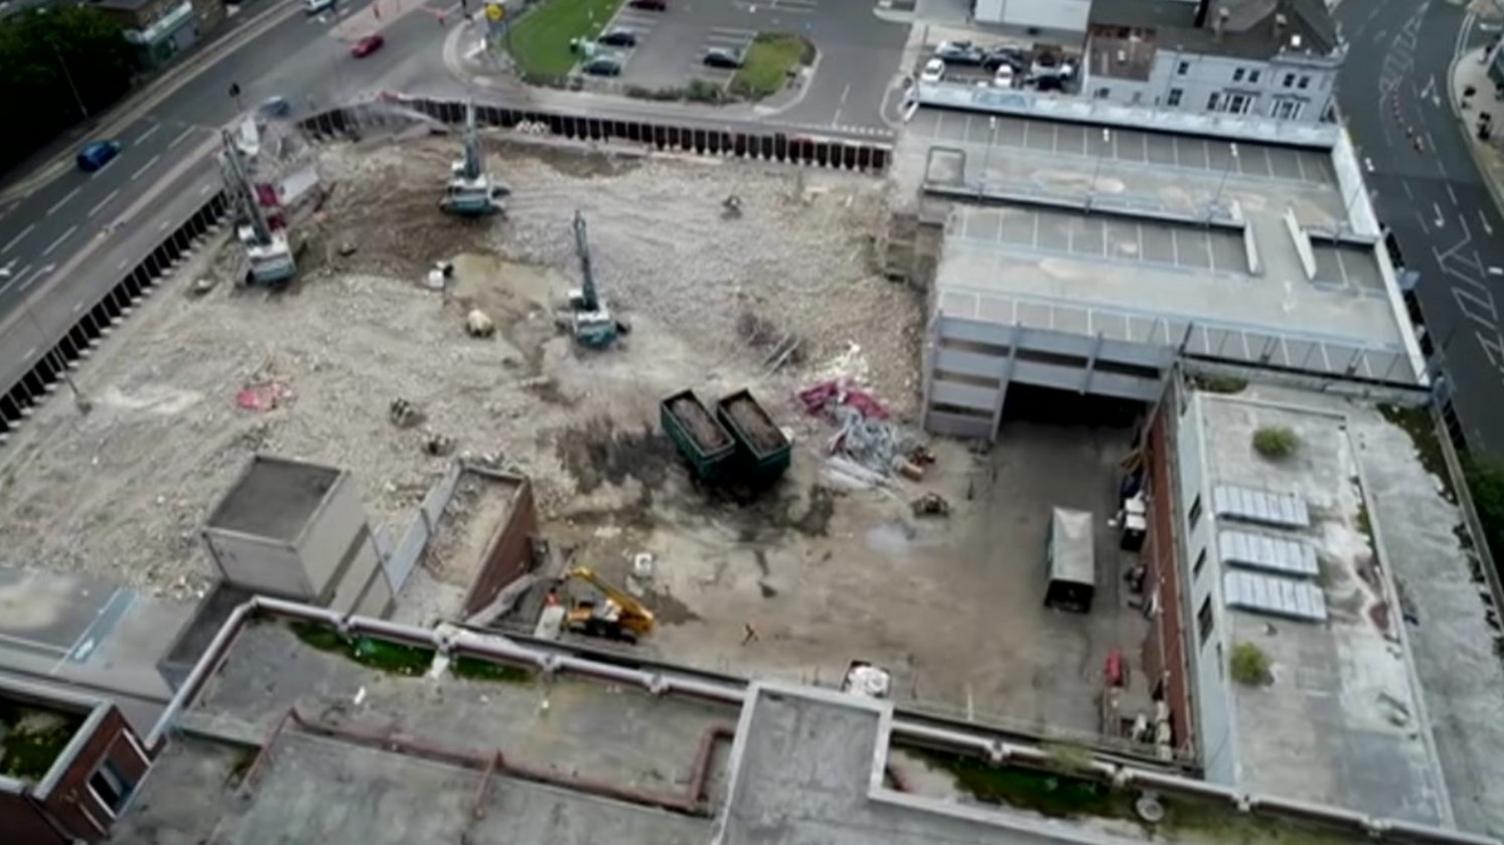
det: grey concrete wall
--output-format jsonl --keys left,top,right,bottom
{"left": 924, "top": 314, "right": 1167, "bottom": 438}
{"left": 1174, "top": 392, "right": 1236, "bottom": 785}
{"left": 202, "top": 531, "right": 309, "bottom": 599}
{"left": 296, "top": 473, "right": 370, "bottom": 598}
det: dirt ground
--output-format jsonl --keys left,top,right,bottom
{"left": 0, "top": 133, "right": 918, "bottom": 600}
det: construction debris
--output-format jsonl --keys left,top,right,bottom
{"left": 465, "top": 308, "right": 496, "bottom": 337}
{"left": 389, "top": 398, "right": 424, "bottom": 428}
{"left": 722, "top": 194, "right": 743, "bottom": 219}
{"left": 235, "top": 381, "right": 292, "bottom": 412}
{"left": 910, "top": 492, "right": 950, "bottom": 518}
{"left": 424, "top": 432, "right": 456, "bottom": 456}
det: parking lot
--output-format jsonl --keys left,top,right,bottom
{"left": 589, "top": 1, "right": 796, "bottom": 90}
{"left": 909, "top": 109, "right": 1339, "bottom": 186}
{"left": 953, "top": 204, "right": 1250, "bottom": 276}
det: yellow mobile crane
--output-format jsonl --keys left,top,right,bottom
{"left": 560, "top": 567, "right": 655, "bottom": 644}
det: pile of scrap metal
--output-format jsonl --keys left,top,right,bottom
{"left": 799, "top": 379, "right": 931, "bottom": 486}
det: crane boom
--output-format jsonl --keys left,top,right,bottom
{"left": 564, "top": 566, "right": 654, "bottom": 633}
{"left": 573, "top": 210, "right": 598, "bottom": 312}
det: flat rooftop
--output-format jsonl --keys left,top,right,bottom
{"left": 206, "top": 455, "right": 342, "bottom": 542}
{"left": 1189, "top": 391, "right": 1449, "bottom": 824}
{"left": 896, "top": 108, "right": 1418, "bottom": 383}
{"left": 111, "top": 620, "right": 735, "bottom": 844}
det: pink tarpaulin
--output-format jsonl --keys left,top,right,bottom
{"left": 797, "top": 379, "right": 889, "bottom": 420}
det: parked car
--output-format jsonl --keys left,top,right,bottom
{"left": 305, "top": 0, "right": 334, "bottom": 13}
{"left": 583, "top": 57, "right": 623, "bottom": 76}
{"left": 596, "top": 28, "right": 638, "bottom": 47}
{"left": 76, "top": 140, "right": 121, "bottom": 173}
{"left": 919, "top": 58, "right": 945, "bottom": 83}
{"left": 982, "top": 46, "right": 1028, "bottom": 71}
{"left": 628, "top": 0, "right": 666, "bottom": 9}
{"left": 935, "top": 40, "right": 983, "bottom": 65}
{"left": 351, "top": 34, "right": 384, "bottom": 57}
{"left": 993, "top": 65, "right": 1015, "bottom": 88}
{"left": 703, "top": 47, "right": 743, "bottom": 69}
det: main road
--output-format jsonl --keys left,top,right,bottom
{"left": 1337, "top": 0, "right": 1504, "bottom": 456}
{"left": 0, "top": 0, "right": 478, "bottom": 322}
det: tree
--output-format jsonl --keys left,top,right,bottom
{"left": 0, "top": 7, "right": 133, "bottom": 174}
{"left": 1465, "top": 454, "right": 1504, "bottom": 565}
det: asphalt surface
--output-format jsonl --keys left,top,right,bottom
{"left": 599, "top": 0, "right": 907, "bottom": 134}
{"left": 1338, "top": 0, "right": 1504, "bottom": 456}
{"left": 0, "top": 0, "right": 459, "bottom": 325}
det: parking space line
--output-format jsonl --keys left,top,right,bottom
{"left": 1172, "top": 136, "right": 1182, "bottom": 168}
{"left": 1136, "top": 223, "right": 1145, "bottom": 262}
{"left": 134, "top": 123, "right": 162, "bottom": 145}
{"left": 1207, "top": 232, "right": 1217, "bottom": 273}
{"left": 1032, "top": 210, "right": 1040, "bottom": 249}
{"left": 1170, "top": 228, "right": 1180, "bottom": 265}
{"left": 1050, "top": 123, "right": 1060, "bottom": 154}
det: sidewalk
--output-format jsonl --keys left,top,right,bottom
{"left": 1451, "top": 46, "right": 1504, "bottom": 214}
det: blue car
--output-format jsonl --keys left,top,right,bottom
{"left": 76, "top": 140, "right": 121, "bottom": 172}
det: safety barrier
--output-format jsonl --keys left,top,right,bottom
{"left": 0, "top": 192, "right": 231, "bottom": 440}
{"left": 300, "top": 94, "right": 892, "bottom": 173}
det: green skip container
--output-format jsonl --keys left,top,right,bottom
{"left": 716, "top": 389, "right": 791, "bottom": 483}
{"left": 660, "top": 390, "right": 738, "bottom": 482}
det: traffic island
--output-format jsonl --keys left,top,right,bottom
{"left": 506, "top": 0, "right": 624, "bottom": 81}
{"left": 730, "top": 33, "right": 815, "bottom": 101}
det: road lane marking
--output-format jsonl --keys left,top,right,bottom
{"left": 74, "top": 301, "right": 83, "bottom": 312}
{"left": 1447, "top": 184, "right": 1459, "bottom": 206}
{"left": 17, "top": 262, "right": 53, "bottom": 292}
{"left": 1434, "top": 202, "right": 1445, "bottom": 228}
{"left": 0, "top": 262, "right": 32, "bottom": 294}
{"left": 42, "top": 225, "right": 77, "bottom": 257}
{"left": 130, "top": 155, "right": 162, "bottom": 181}
{"left": 47, "top": 186, "right": 82, "bottom": 215}
{"left": 168, "top": 127, "right": 196, "bottom": 149}
{"left": 1, "top": 222, "right": 34, "bottom": 254}
{"left": 1402, "top": 179, "right": 1414, "bottom": 199}
{"left": 159, "top": 219, "right": 170, "bottom": 231}
{"left": 87, "top": 188, "right": 121, "bottom": 218}
{"left": 1480, "top": 209, "right": 1494, "bottom": 236}
{"left": 134, "top": 123, "right": 161, "bottom": 145}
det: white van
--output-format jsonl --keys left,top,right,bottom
{"left": 305, "top": 0, "right": 334, "bottom": 14}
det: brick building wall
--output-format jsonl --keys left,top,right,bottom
{"left": 1140, "top": 396, "right": 1194, "bottom": 757}
{"left": 461, "top": 478, "right": 540, "bottom": 616}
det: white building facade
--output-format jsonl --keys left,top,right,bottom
{"left": 1082, "top": 0, "right": 1344, "bottom": 124}
{"left": 973, "top": 0, "right": 1093, "bottom": 34}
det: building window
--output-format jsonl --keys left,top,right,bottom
{"left": 1188, "top": 494, "right": 1203, "bottom": 530}
{"left": 1297, "top": 75, "right": 1311, "bottom": 89}
{"left": 1167, "top": 87, "right": 1183, "bottom": 106}
{"left": 1177, "top": 60, "right": 1190, "bottom": 75}
{"left": 1207, "top": 92, "right": 1220, "bottom": 110}
{"left": 1197, "top": 596, "right": 1215, "bottom": 644}
{"left": 1227, "top": 93, "right": 1250, "bottom": 114}
{"left": 1232, "top": 67, "right": 1245, "bottom": 82}
{"left": 1283, "top": 72, "right": 1296, "bottom": 87}
{"left": 1096, "top": 87, "right": 1111, "bottom": 99}
{"left": 1248, "top": 69, "right": 1261, "bottom": 83}
{"left": 1193, "top": 548, "right": 1208, "bottom": 580}
{"left": 1272, "top": 99, "right": 1304, "bottom": 120}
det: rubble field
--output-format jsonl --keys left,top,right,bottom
{"left": 0, "top": 132, "right": 1146, "bottom": 740}
{"left": 0, "top": 133, "right": 919, "bottom": 599}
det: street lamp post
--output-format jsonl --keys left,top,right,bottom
{"left": 50, "top": 41, "right": 89, "bottom": 122}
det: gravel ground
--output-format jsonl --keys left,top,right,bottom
{"left": 0, "top": 133, "right": 920, "bottom": 596}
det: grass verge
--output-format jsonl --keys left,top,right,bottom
{"left": 730, "top": 33, "right": 813, "bottom": 100}
{"left": 508, "top": 0, "right": 623, "bottom": 77}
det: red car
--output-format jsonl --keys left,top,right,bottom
{"left": 351, "top": 34, "right": 384, "bottom": 58}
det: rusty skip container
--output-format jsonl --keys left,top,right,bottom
{"left": 715, "top": 388, "right": 791, "bottom": 482}
{"left": 660, "top": 389, "right": 738, "bottom": 481}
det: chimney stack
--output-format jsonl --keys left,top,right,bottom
{"left": 1194, "top": 0, "right": 1211, "bottom": 27}
{"left": 1273, "top": 11, "right": 1288, "bottom": 44}
{"left": 1215, "top": 6, "right": 1229, "bottom": 41}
